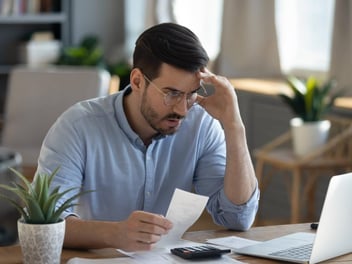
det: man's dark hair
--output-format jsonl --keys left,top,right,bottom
{"left": 133, "top": 23, "right": 209, "bottom": 79}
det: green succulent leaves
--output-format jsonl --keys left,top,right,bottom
{"left": 279, "top": 76, "right": 341, "bottom": 122}
{"left": 0, "top": 167, "right": 90, "bottom": 224}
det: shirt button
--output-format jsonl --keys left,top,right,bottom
{"left": 146, "top": 192, "right": 151, "bottom": 196}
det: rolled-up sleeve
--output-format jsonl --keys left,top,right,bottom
{"left": 207, "top": 184, "right": 260, "bottom": 231}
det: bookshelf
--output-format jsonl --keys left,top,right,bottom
{"left": 0, "top": 0, "right": 70, "bottom": 115}
{"left": 0, "top": 0, "right": 125, "bottom": 118}
{"left": 0, "top": 13, "right": 66, "bottom": 23}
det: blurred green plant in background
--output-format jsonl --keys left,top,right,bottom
{"left": 279, "top": 76, "right": 343, "bottom": 122}
{"left": 55, "top": 35, "right": 131, "bottom": 90}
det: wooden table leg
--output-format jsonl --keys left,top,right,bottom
{"left": 305, "top": 172, "right": 318, "bottom": 221}
{"left": 291, "top": 169, "right": 301, "bottom": 223}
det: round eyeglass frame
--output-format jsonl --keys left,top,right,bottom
{"left": 143, "top": 74, "right": 207, "bottom": 107}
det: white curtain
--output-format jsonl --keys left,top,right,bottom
{"left": 330, "top": 0, "right": 352, "bottom": 95}
{"left": 125, "top": 0, "right": 280, "bottom": 78}
{"left": 125, "top": 0, "right": 352, "bottom": 95}
{"left": 275, "top": 0, "right": 335, "bottom": 78}
{"left": 216, "top": 0, "right": 281, "bottom": 78}
{"left": 125, "top": 0, "right": 223, "bottom": 71}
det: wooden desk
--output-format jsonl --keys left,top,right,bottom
{"left": 1, "top": 223, "right": 352, "bottom": 263}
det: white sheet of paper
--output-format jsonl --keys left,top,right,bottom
{"left": 118, "top": 188, "right": 209, "bottom": 257}
{"left": 206, "top": 235, "right": 260, "bottom": 249}
{"left": 67, "top": 257, "right": 135, "bottom": 264}
{"left": 68, "top": 189, "right": 244, "bottom": 263}
{"left": 69, "top": 242, "right": 242, "bottom": 264}
{"left": 130, "top": 248, "right": 243, "bottom": 263}
{"left": 68, "top": 254, "right": 242, "bottom": 264}
{"left": 156, "top": 188, "right": 209, "bottom": 247}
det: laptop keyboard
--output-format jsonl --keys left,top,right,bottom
{"left": 269, "top": 243, "right": 313, "bottom": 260}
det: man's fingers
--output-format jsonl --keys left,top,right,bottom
{"left": 137, "top": 231, "right": 162, "bottom": 244}
{"left": 140, "top": 217, "right": 172, "bottom": 235}
{"left": 124, "top": 211, "right": 174, "bottom": 251}
{"left": 137, "top": 211, "right": 173, "bottom": 230}
{"left": 131, "top": 211, "right": 173, "bottom": 237}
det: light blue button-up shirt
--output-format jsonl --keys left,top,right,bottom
{"left": 37, "top": 87, "right": 259, "bottom": 230}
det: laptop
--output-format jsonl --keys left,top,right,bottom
{"left": 234, "top": 172, "right": 352, "bottom": 264}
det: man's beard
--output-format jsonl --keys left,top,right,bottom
{"left": 141, "top": 93, "right": 184, "bottom": 136}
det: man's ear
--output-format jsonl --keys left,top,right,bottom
{"left": 130, "top": 68, "right": 144, "bottom": 91}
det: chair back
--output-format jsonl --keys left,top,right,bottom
{"left": 1, "top": 66, "right": 110, "bottom": 166}
{"left": 0, "top": 148, "right": 22, "bottom": 246}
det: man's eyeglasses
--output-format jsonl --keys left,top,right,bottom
{"left": 143, "top": 74, "right": 207, "bottom": 108}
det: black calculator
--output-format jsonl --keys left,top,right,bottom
{"left": 170, "top": 245, "right": 231, "bottom": 259}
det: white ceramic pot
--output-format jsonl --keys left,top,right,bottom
{"left": 290, "top": 118, "right": 331, "bottom": 157}
{"left": 17, "top": 219, "right": 65, "bottom": 264}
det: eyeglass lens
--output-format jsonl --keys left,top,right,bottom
{"left": 165, "top": 89, "right": 201, "bottom": 107}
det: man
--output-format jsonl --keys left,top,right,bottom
{"left": 36, "top": 23, "right": 259, "bottom": 252}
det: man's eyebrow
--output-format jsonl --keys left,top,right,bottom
{"left": 163, "top": 86, "right": 198, "bottom": 94}
{"left": 163, "top": 86, "right": 180, "bottom": 91}
{"left": 161, "top": 86, "right": 183, "bottom": 94}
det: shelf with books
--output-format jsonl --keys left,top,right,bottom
{"left": 0, "top": 0, "right": 69, "bottom": 67}
{"left": 0, "top": 0, "right": 61, "bottom": 16}
{"left": 0, "top": 0, "right": 70, "bottom": 116}
{"left": 0, "top": 13, "right": 66, "bottom": 24}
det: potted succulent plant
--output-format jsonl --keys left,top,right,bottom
{"left": 279, "top": 75, "right": 341, "bottom": 156}
{"left": 0, "top": 167, "right": 88, "bottom": 264}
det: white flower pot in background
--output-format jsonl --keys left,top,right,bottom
{"left": 290, "top": 118, "right": 331, "bottom": 157}
{"left": 17, "top": 219, "right": 65, "bottom": 264}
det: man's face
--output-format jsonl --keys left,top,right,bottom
{"left": 140, "top": 64, "right": 201, "bottom": 136}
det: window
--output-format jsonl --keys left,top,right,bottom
{"left": 275, "top": 0, "right": 335, "bottom": 78}
{"left": 124, "top": 0, "right": 148, "bottom": 59}
{"left": 124, "top": 0, "right": 223, "bottom": 66}
{"left": 168, "top": 0, "right": 224, "bottom": 61}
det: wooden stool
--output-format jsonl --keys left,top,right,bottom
{"left": 254, "top": 116, "right": 352, "bottom": 224}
